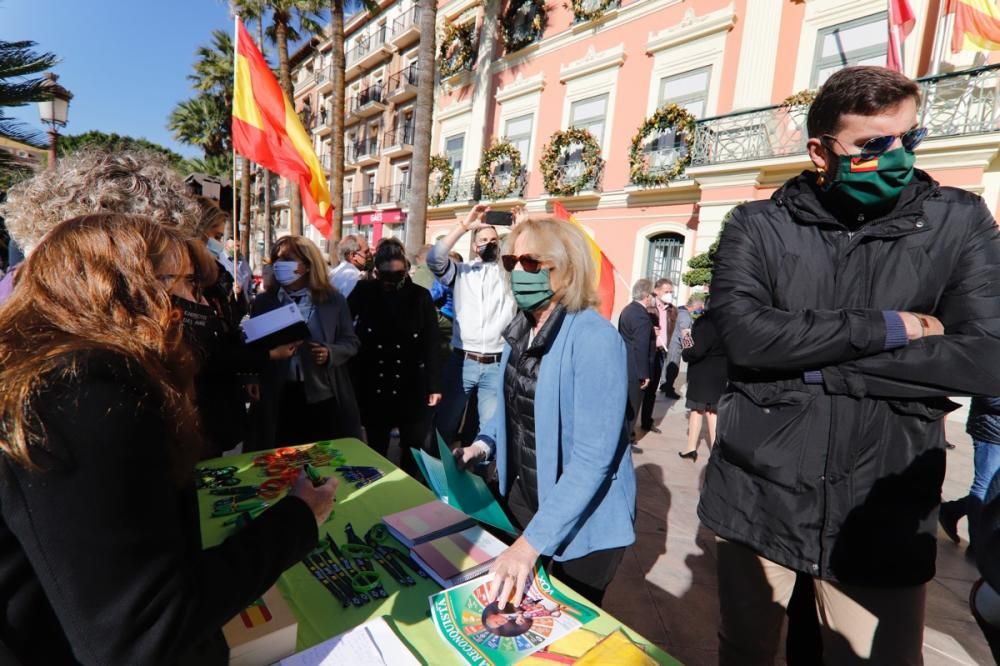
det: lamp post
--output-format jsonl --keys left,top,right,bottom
{"left": 36, "top": 73, "right": 72, "bottom": 170}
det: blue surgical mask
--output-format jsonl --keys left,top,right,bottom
{"left": 206, "top": 237, "right": 225, "bottom": 257}
{"left": 273, "top": 260, "right": 302, "bottom": 286}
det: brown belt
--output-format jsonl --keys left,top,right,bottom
{"left": 460, "top": 350, "right": 502, "bottom": 364}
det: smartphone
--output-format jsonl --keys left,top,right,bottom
{"left": 484, "top": 210, "right": 514, "bottom": 227}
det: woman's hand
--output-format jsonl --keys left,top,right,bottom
{"left": 489, "top": 537, "right": 540, "bottom": 607}
{"left": 428, "top": 393, "right": 442, "bottom": 407}
{"left": 269, "top": 341, "right": 301, "bottom": 360}
{"left": 452, "top": 442, "right": 488, "bottom": 470}
{"left": 309, "top": 342, "right": 330, "bottom": 366}
{"left": 288, "top": 473, "right": 338, "bottom": 527}
{"left": 512, "top": 205, "right": 529, "bottom": 226}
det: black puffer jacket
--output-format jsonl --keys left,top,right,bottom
{"left": 698, "top": 170, "right": 1000, "bottom": 587}
{"left": 968, "top": 397, "right": 1000, "bottom": 444}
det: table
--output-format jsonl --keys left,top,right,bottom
{"left": 198, "top": 438, "right": 679, "bottom": 665}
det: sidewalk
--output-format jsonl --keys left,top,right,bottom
{"left": 603, "top": 384, "right": 991, "bottom": 665}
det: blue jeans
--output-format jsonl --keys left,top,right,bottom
{"left": 971, "top": 439, "right": 1000, "bottom": 500}
{"left": 435, "top": 351, "right": 501, "bottom": 445}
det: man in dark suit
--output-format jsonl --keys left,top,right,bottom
{"left": 618, "top": 279, "right": 656, "bottom": 446}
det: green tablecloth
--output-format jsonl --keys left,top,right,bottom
{"left": 198, "top": 438, "right": 679, "bottom": 665}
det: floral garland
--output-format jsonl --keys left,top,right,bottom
{"left": 502, "top": 0, "right": 547, "bottom": 54}
{"left": 628, "top": 103, "right": 696, "bottom": 187}
{"left": 570, "top": 0, "right": 617, "bottom": 23}
{"left": 477, "top": 141, "right": 524, "bottom": 200}
{"left": 781, "top": 89, "right": 817, "bottom": 107}
{"left": 438, "top": 21, "right": 476, "bottom": 79}
{"left": 428, "top": 154, "right": 454, "bottom": 207}
{"left": 539, "top": 128, "right": 602, "bottom": 197}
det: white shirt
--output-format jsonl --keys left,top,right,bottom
{"left": 428, "top": 242, "right": 517, "bottom": 354}
{"left": 328, "top": 260, "right": 362, "bottom": 297}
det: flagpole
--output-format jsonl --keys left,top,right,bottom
{"left": 232, "top": 14, "right": 240, "bottom": 272}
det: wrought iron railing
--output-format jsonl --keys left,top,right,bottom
{"left": 482, "top": 165, "right": 528, "bottom": 199}
{"left": 919, "top": 63, "right": 1000, "bottom": 138}
{"left": 314, "top": 67, "right": 330, "bottom": 87}
{"left": 350, "top": 188, "right": 382, "bottom": 208}
{"left": 383, "top": 125, "right": 414, "bottom": 148}
{"left": 432, "top": 173, "right": 479, "bottom": 205}
{"left": 347, "top": 138, "right": 380, "bottom": 162}
{"left": 548, "top": 158, "right": 604, "bottom": 193}
{"left": 387, "top": 63, "right": 418, "bottom": 93}
{"left": 346, "top": 25, "right": 389, "bottom": 67}
{"left": 392, "top": 5, "right": 420, "bottom": 38}
{"left": 351, "top": 83, "right": 385, "bottom": 113}
{"left": 380, "top": 182, "right": 411, "bottom": 204}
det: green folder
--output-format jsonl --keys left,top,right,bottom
{"left": 411, "top": 434, "right": 517, "bottom": 535}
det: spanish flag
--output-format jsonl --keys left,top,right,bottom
{"left": 552, "top": 202, "right": 616, "bottom": 319}
{"left": 948, "top": 0, "right": 1000, "bottom": 53}
{"left": 232, "top": 19, "right": 332, "bottom": 236}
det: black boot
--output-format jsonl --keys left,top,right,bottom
{"left": 939, "top": 497, "right": 968, "bottom": 544}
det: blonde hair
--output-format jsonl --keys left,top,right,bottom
{"left": 0, "top": 148, "right": 200, "bottom": 255}
{"left": 267, "top": 235, "right": 335, "bottom": 303}
{"left": 503, "top": 218, "right": 599, "bottom": 313}
{"left": 193, "top": 196, "right": 229, "bottom": 240}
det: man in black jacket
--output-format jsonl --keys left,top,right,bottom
{"left": 699, "top": 65, "right": 1000, "bottom": 664}
{"left": 618, "top": 279, "right": 656, "bottom": 444}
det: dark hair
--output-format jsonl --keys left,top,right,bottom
{"left": 654, "top": 278, "right": 673, "bottom": 289}
{"left": 806, "top": 66, "right": 921, "bottom": 139}
{"left": 374, "top": 237, "right": 408, "bottom": 269}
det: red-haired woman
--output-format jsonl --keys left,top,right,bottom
{"left": 0, "top": 214, "right": 335, "bottom": 664}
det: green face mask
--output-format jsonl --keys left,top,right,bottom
{"left": 511, "top": 269, "right": 554, "bottom": 312}
{"left": 827, "top": 146, "right": 916, "bottom": 209}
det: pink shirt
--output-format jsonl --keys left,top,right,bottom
{"left": 655, "top": 300, "right": 668, "bottom": 349}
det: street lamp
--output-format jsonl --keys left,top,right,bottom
{"left": 36, "top": 72, "right": 72, "bottom": 170}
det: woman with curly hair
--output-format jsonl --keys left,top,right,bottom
{"left": 0, "top": 214, "right": 335, "bottom": 664}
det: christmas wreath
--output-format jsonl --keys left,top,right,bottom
{"left": 628, "top": 103, "right": 696, "bottom": 187}
{"left": 428, "top": 154, "right": 454, "bottom": 206}
{"left": 503, "top": 0, "right": 547, "bottom": 53}
{"left": 780, "top": 89, "right": 817, "bottom": 107}
{"left": 438, "top": 21, "right": 477, "bottom": 78}
{"left": 570, "top": 0, "right": 617, "bottom": 23}
{"left": 477, "top": 141, "right": 524, "bottom": 200}
{"left": 540, "top": 127, "right": 602, "bottom": 197}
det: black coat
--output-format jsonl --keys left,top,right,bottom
{"left": 348, "top": 278, "right": 441, "bottom": 425}
{"left": 698, "top": 170, "right": 1000, "bottom": 587}
{"left": 618, "top": 300, "right": 656, "bottom": 385}
{"left": 681, "top": 312, "right": 728, "bottom": 405}
{"left": 0, "top": 352, "right": 317, "bottom": 665}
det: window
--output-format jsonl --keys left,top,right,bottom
{"left": 445, "top": 134, "right": 465, "bottom": 176}
{"left": 646, "top": 234, "right": 685, "bottom": 287}
{"left": 569, "top": 94, "right": 609, "bottom": 147}
{"left": 812, "top": 13, "right": 888, "bottom": 87}
{"left": 658, "top": 66, "right": 711, "bottom": 119}
{"left": 504, "top": 114, "right": 533, "bottom": 165}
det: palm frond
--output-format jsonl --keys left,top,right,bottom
{"left": 0, "top": 112, "right": 46, "bottom": 148}
{"left": 0, "top": 40, "right": 58, "bottom": 80}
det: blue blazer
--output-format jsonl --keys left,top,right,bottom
{"left": 479, "top": 309, "right": 637, "bottom": 561}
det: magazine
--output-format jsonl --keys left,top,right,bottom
{"left": 429, "top": 567, "right": 598, "bottom": 666}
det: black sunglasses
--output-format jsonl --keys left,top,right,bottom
{"left": 822, "top": 126, "right": 928, "bottom": 162}
{"left": 501, "top": 254, "right": 544, "bottom": 273}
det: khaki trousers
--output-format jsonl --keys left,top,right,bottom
{"left": 717, "top": 539, "right": 926, "bottom": 665}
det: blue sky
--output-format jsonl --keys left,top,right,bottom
{"left": 3, "top": 0, "right": 301, "bottom": 158}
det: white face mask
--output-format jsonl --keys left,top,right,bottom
{"left": 273, "top": 260, "right": 302, "bottom": 286}
{"left": 659, "top": 293, "right": 673, "bottom": 304}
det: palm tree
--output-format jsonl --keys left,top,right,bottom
{"left": 168, "top": 94, "right": 231, "bottom": 165}
{"left": 405, "top": 0, "right": 437, "bottom": 254}
{"left": 0, "top": 39, "right": 58, "bottom": 181}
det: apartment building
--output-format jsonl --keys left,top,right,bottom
{"left": 282, "top": 0, "right": 1000, "bottom": 313}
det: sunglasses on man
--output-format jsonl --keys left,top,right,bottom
{"left": 501, "top": 254, "right": 544, "bottom": 273}
{"left": 822, "top": 126, "right": 928, "bottom": 162}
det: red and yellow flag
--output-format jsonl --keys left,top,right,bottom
{"left": 552, "top": 202, "right": 616, "bottom": 319}
{"left": 948, "top": 0, "right": 1000, "bottom": 53}
{"left": 232, "top": 19, "right": 332, "bottom": 237}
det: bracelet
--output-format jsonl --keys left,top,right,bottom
{"left": 350, "top": 570, "right": 381, "bottom": 593}
{"left": 341, "top": 543, "right": 375, "bottom": 559}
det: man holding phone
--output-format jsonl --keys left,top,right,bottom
{"left": 428, "top": 204, "right": 518, "bottom": 447}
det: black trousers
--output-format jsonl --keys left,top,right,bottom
{"left": 661, "top": 360, "right": 680, "bottom": 393}
{"left": 507, "top": 481, "right": 625, "bottom": 607}
{"left": 640, "top": 350, "right": 665, "bottom": 429}
{"left": 275, "top": 382, "right": 352, "bottom": 447}
{"left": 365, "top": 415, "right": 430, "bottom": 480}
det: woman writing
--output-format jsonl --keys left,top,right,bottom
{"left": 348, "top": 238, "right": 442, "bottom": 478}
{"left": 0, "top": 214, "right": 335, "bottom": 664}
{"left": 249, "top": 235, "right": 362, "bottom": 450}
{"left": 454, "top": 215, "right": 636, "bottom": 608}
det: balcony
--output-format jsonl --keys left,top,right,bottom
{"left": 544, "top": 158, "right": 604, "bottom": 197}
{"left": 313, "top": 111, "right": 333, "bottom": 136}
{"left": 314, "top": 66, "right": 333, "bottom": 94}
{"left": 383, "top": 125, "right": 414, "bottom": 157}
{"left": 350, "top": 84, "right": 386, "bottom": 120}
{"left": 346, "top": 26, "right": 391, "bottom": 77}
{"left": 351, "top": 187, "right": 382, "bottom": 209}
{"left": 686, "top": 64, "right": 1000, "bottom": 172}
{"left": 481, "top": 165, "right": 528, "bottom": 201}
{"left": 387, "top": 64, "right": 418, "bottom": 104}
{"left": 380, "top": 182, "right": 411, "bottom": 205}
{"left": 431, "top": 173, "right": 479, "bottom": 207}
{"left": 320, "top": 154, "right": 331, "bottom": 171}
{"left": 391, "top": 6, "right": 420, "bottom": 49}
{"left": 348, "top": 138, "right": 380, "bottom": 166}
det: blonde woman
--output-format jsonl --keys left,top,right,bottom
{"left": 454, "top": 217, "right": 636, "bottom": 608}
{"left": 249, "top": 235, "right": 362, "bottom": 450}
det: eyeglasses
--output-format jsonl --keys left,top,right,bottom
{"left": 501, "top": 254, "right": 544, "bottom": 273}
{"left": 822, "top": 126, "right": 928, "bottom": 162}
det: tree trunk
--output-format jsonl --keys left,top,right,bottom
{"left": 240, "top": 157, "right": 252, "bottom": 258}
{"left": 330, "top": 0, "right": 346, "bottom": 244}
{"left": 405, "top": 0, "right": 438, "bottom": 255}
{"left": 275, "top": 17, "right": 303, "bottom": 236}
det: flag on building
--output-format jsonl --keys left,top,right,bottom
{"left": 552, "top": 202, "right": 616, "bottom": 319}
{"left": 232, "top": 19, "right": 332, "bottom": 237}
{"left": 887, "top": 0, "right": 916, "bottom": 71}
{"left": 948, "top": 0, "right": 1000, "bottom": 53}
